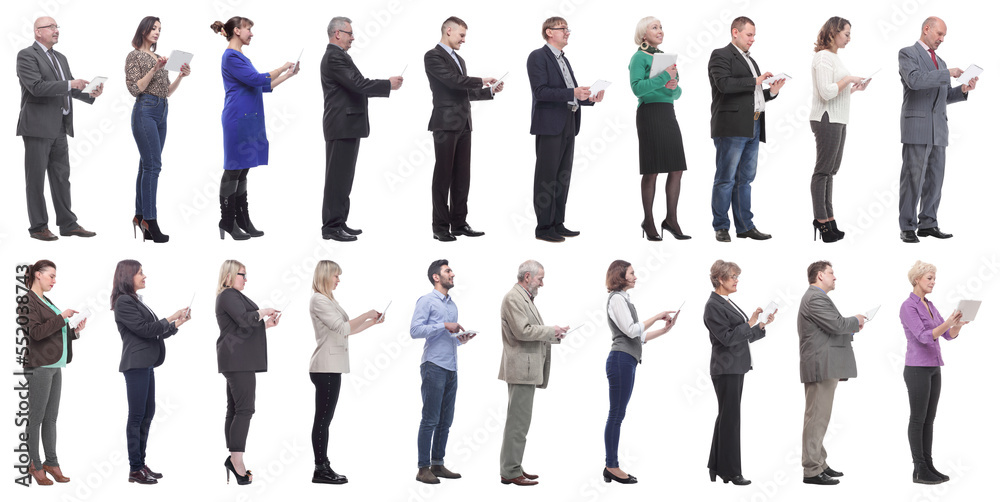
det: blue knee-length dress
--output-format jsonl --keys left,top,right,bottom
{"left": 221, "top": 48, "right": 271, "bottom": 170}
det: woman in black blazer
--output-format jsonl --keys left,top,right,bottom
{"left": 215, "top": 259, "right": 279, "bottom": 485}
{"left": 703, "top": 260, "right": 774, "bottom": 486}
{"left": 111, "top": 259, "right": 189, "bottom": 484}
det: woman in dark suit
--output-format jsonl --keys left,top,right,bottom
{"left": 23, "top": 260, "right": 86, "bottom": 486}
{"left": 111, "top": 259, "right": 189, "bottom": 484}
{"left": 308, "top": 260, "right": 383, "bottom": 484}
{"left": 216, "top": 259, "right": 279, "bottom": 485}
{"left": 209, "top": 16, "right": 298, "bottom": 240}
{"left": 704, "top": 260, "right": 773, "bottom": 485}
{"left": 602, "top": 260, "right": 675, "bottom": 483}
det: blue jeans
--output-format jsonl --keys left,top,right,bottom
{"left": 123, "top": 367, "right": 155, "bottom": 472}
{"left": 131, "top": 94, "right": 168, "bottom": 219}
{"left": 605, "top": 350, "right": 637, "bottom": 468}
{"left": 418, "top": 361, "right": 457, "bottom": 468}
{"left": 711, "top": 120, "right": 759, "bottom": 233}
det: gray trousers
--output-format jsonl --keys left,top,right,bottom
{"left": 27, "top": 367, "right": 62, "bottom": 468}
{"left": 810, "top": 114, "right": 847, "bottom": 220}
{"left": 500, "top": 383, "right": 536, "bottom": 479}
{"left": 899, "top": 143, "right": 946, "bottom": 231}
{"left": 802, "top": 378, "right": 838, "bottom": 477}
{"left": 23, "top": 135, "right": 78, "bottom": 233}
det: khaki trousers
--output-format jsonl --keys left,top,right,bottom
{"left": 500, "top": 383, "right": 536, "bottom": 479}
{"left": 802, "top": 378, "right": 839, "bottom": 477}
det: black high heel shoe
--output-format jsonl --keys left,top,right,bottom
{"left": 641, "top": 220, "right": 662, "bottom": 241}
{"left": 602, "top": 468, "right": 638, "bottom": 484}
{"left": 829, "top": 219, "right": 846, "bottom": 240}
{"left": 812, "top": 219, "right": 838, "bottom": 243}
{"left": 224, "top": 457, "right": 253, "bottom": 485}
{"left": 661, "top": 220, "right": 692, "bottom": 240}
{"left": 140, "top": 219, "right": 169, "bottom": 243}
{"left": 720, "top": 473, "right": 751, "bottom": 485}
{"left": 133, "top": 215, "right": 153, "bottom": 240}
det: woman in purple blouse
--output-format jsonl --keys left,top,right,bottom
{"left": 899, "top": 261, "right": 968, "bottom": 485}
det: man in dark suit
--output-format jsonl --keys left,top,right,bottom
{"left": 707, "top": 16, "right": 785, "bottom": 242}
{"left": 897, "top": 16, "right": 976, "bottom": 243}
{"left": 320, "top": 16, "right": 403, "bottom": 242}
{"left": 17, "top": 16, "right": 102, "bottom": 241}
{"left": 527, "top": 17, "right": 604, "bottom": 243}
{"left": 424, "top": 17, "right": 502, "bottom": 242}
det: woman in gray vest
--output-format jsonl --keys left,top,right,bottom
{"left": 603, "top": 259, "right": 676, "bottom": 484}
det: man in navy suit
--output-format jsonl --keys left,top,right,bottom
{"left": 16, "top": 16, "right": 102, "bottom": 241}
{"left": 897, "top": 16, "right": 976, "bottom": 243}
{"left": 526, "top": 17, "right": 604, "bottom": 243}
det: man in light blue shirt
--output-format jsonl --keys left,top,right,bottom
{"left": 410, "top": 259, "right": 476, "bottom": 484}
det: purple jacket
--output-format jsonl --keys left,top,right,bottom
{"left": 899, "top": 292, "right": 953, "bottom": 366}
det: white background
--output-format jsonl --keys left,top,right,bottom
{"left": 3, "top": 0, "right": 997, "bottom": 501}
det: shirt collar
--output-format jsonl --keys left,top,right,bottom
{"left": 908, "top": 291, "right": 931, "bottom": 305}
{"left": 917, "top": 40, "right": 931, "bottom": 52}
{"left": 546, "top": 43, "right": 564, "bottom": 59}
{"left": 438, "top": 42, "right": 455, "bottom": 56}
{"left": 431, "top": 288, "right": 451, "bottom": 302}
{"left": 732, "top": 42, "right": 749, "bottom": 57}
{"left": 35, "top": 40, "right": 52, "bottom": 53}
{"left": 518, "top": 284, "right": 534, "bottom": 301}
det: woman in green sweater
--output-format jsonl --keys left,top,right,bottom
{"left": 630, "top": 16, "right": 688, "bottom": 241}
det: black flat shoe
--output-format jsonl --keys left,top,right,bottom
{"left": 913, "top": 462, "right": 944, "bottom": 484}
{"left": 917, "top": 227, "right": 952, "bottom": 239}
{"left": 926, "top": 460, "right": 949, "bottom": 482}
{"left": 900, "top": 230, "right": 920, "bottom": 243}
{"left": 661, "top": 220, "right": 691, "bottom": 240}
{"left": 803, "top": 472, "right": 839, "bottom": 485}
{"left": 452, "top": 225, "right": 485, "bottom": 237}
{"left": 342, "top": 224, "right": 362, "bottom": 236}
{"left": 736, "top": 228, "right": 771, "bottom": 240}
{"left": 312, "top": 462, "right": 348, "bottom": 484}
{"left": 536, "top": 230, "right": 565, "bottom": 243}
{"left": 602, "top": 468, "right": 637, "bottom": 484}
{"left": 715, "top": 229, "right": 731, "bottom": 242}
{"left": 224, "top": 456, "right": 252, "bottom": 485}
{"left": 323, "top": 229, "right": 358, "bottom": 242}
{"left": 433, "top": 230, "right": 457, "bottom": 242}
{"left": 554, "top": 225, "right": 580, "bottom": 237}
{"left": 822, "top": 466, "right": 843, "bottom": 477}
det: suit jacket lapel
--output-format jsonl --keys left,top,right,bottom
{"left": 514, "top": 285, "right": 543, "bottom": 325}
{"left": 33, "top": 44, "right": 59, "bottom": 79}
{"left": 727, "top": 44, "right": 753, "bottom": 76}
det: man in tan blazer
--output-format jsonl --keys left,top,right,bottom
{"left": 498, "top": 260, "right": 568, "bottom": 486}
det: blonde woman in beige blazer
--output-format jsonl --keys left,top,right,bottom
{"left": 308, "top": 260, "right": 383, "bottom": 485}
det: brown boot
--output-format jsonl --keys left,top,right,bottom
{"left": 29, "top": 463, "right": 53, "bottom": 485}
{"left": 431, "top": 465, "right": 462, "bottom": 479}
{"left": 415, "top": 467, "right": 440, "bottom": 484}
{"left": 43, "top": 464, "right": 70, "bottom": 483}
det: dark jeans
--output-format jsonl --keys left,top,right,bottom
{"left": 417, "top": 361, "right": 457, "bottom": 468}
{"left": 123, "top": 367, "right": 155, "bottom": 471}
{"left": 310, "top": 372, "right": 342, "bottom": 465}
{"left": 224, "top": 371, "right": 256, "bottom": 452}
{"left": 131, "top": 94, "right": 168, "bottom": 219}
{"left": 604, "top": 350, "right": 637, "bottom": 468}
{"left": 708, "top": 373, "right": 744, "bottom": 477}
{"left": 711, "top": 120, "right": 760, "bottom": 233}
{"left": 904, "top": 366, "right": 942, "bottom": 463}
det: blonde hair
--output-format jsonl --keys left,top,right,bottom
{"left": 312, "top": 260, "right": 343, "bottom": 301}
{"left": 634, "top": 16, "right": 659, "bottom": 46}
{"left": 908, "top": 260, "right": 936, "bottom": 286}
{"left": 217, "top": 259, "right": 246, "bottom": 295}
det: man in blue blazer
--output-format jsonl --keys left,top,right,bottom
{"left": 527, "top": 17, "right": 604, "bottom": 243}
{"left": 897, "top": 16, "right": 977, "bottom": 243}
{"left": 16, "top": 17, "right": 101, "bottom": 241}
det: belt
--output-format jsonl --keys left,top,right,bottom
{"left": 753, "top": 111, "right": 761, "bottom": 120}
{"left": 568, "top": 103, "right": 579, "bottom": 113}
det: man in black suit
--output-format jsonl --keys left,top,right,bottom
{"left": 17, "top": 16, "right": 102, "bottom": 241}
{"left": 526, "top": 17, "right": 604, "bottom": 243}
{"left": 708, "top": 16, "right": 785, "bottom": 242}
{"left": 320, "top": 16, "right": 403, "bottom": 242}
{"left": 424, "top": 17, "right": 502, "bottom": 242}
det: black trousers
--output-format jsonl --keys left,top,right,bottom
{"left": 310, "top": 372, "right": 342, "bottom": 465}
{"left": 431, "top": 129, "right": 472, "bottom": 232}
{"left": 533, "top": 111, "right": 576, "bottom": 234}
{"left": 708, "top": 373, "right": 744, "bottom": 477}
{"left": 123, "top": 367, "right": 156, "bottom": 472}
{"left": 322, "top": 138, "right": 361, "bottom": 233}
{"left": 904, "top": 366, "right": 942, "bottom": 463}
{"left": 223, "top": 371, "right": 256, "bottom": 452}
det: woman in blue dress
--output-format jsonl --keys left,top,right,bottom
{"left": 210, "top": 16, "right": 298, "bottom": 239}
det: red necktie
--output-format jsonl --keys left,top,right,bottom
{"left": 929, "top": 49, "right": 939, "bottom": 69}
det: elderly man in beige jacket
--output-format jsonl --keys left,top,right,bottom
{"left": 498, "top": 260, "right": 568, "bottom": 486}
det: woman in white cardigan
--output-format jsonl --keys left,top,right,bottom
{"left": 810, "top": 17, "right": 870, "bottom": 242}
{"left": 308, "top": 260, "right": 384, "bottom": 484}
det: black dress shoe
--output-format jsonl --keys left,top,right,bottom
{"left": 554, "top": 225, "right": 580, "bottom": 237}
{"left": 602, "top": 468, "right": 637, "bottom": 484}
{"left": 141, "top": 465, "right": 163, "bottom": 479}
{"left": 312, "top": 462, "right": 348, "bottom": 484}
{"left": 900, "top": 230, "right": 920, "bottom": 243}
{"left": 60, "top": 225, "right": 97, "bottom": 237}
{"left": 736, "top": 228, "right": 771, "bottom": 240}
{"left": 715, "top": 229, "right": 731, "bottom": 242}
{"left": 822, "top": 467, "right": 843, "bottom": 478}
{"left": 342, "top": 225, "right": 362, "bottom": 236}
{"left": 433, "top": 230, "right": 457, "bottom": 242}
{"left": 917, "top": 227, "right": 952, "bottom": 239}
{"left": 536, "top": 230, "right": 565, "bottom": 243}
{"left": 803, "top": 472, "right": 839, "bottom": 485}
{"left": 452, "top": 225, "right": 485, "bottom": 237}
{"left": 323, "top": 229, "right": 358, "bottom": 242}
{"left": 721, "top": 474, "right": 751, "bottom": 485}
{"left": 128, "top": 469, "right": 158, "bottom": 484}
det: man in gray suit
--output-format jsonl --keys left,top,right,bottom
{"left": 498, "top": 260, "right": 568, "bottom": 486}
{"left": 797, "top": 261, "right": 866, "bottom": 485}
{"left": 897, "top": 16, "right": 977, "bottom": 243}
{"left": 17, "top": 17, "right": 102, "bottom": 241}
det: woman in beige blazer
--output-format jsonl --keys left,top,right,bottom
{"left": 308, "top": 260, "right": 383, "bottom": 484}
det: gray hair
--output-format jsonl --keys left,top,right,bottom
{"left": 328, "top": 16, "right": 352, "bottom": 38}
{"left": 517, "top": 260, "right": 543, "bottom": 282}
{"left": 634, "top": 16, "right": 659, "bottom": 45}
{"left": 709, "top": 259, "right": 741, "bottom": 289}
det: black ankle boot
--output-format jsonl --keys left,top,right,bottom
{"left": 925, "top": 459, "right": 949, "bottom": 482}
{"left": 220, "top": 196, "right": 251, "bottom": 240}
{"left": 913, "top": 462, "right": 944, "bottom": 484}
{"left": 234, "top": 193, "right": 264, "bottom": 237}
{"left": 828, "top": 219, "right": 846, "bottom": 240}
{"left": 812, "top": 219, "right": 838, "bottom": 243}
{"left": 141, "top": 219, "right": 169, "bottom": 243}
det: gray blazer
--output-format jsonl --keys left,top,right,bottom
{"left": 704, "top": 292, "right": 765, "bottom": 376}
{"left": 898, "top": 42, "right": 967, "bottom": 146}
{"left": 498, "top": 285, "right": 559, "bottom": 388}
{"left": 16, "top": 42, "right": 95, "bottom": 139}
{"left": 309, "top": 293, "right": 351, "bottom": 373}
{"left": 797, "top": 286, "right": 860, "bottom": 383}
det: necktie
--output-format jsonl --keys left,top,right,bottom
{"left": 47, "top": 49, "right": 70, "bottom": 112}
{"left": 929, "top": 49, "right": 939, "bottom": 69}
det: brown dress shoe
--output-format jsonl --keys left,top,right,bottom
{"left": 521, "top": 471, "right": 539, "bottom": 480}
{"left": 29, "top": 228, "right": 58, "bottom": 241}
{"left": 431, "top": 465, "right": 462, "bottom": 479}
{"left": 29, "top": 464, "right": 54, "bottom": 485}
{"left": 415, "top": 467, "right": 440, "bottom": 484}
{"left": 43, "top": 464, "right": 70, "bottom": 483}
{"left": 500, "top": 475, "right": 538, "bottom": 486}
{"left": 60, "top": 225, "right": 96, "bottom": 237}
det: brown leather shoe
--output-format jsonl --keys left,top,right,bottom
{"left": 43, "top": 464, "right": 70, "bottom": 483}
{"left": 29, "top": 228, "right": 58, "bottom": 241}
{"left": 431, "top": 465, "right": 461, "bottom": 479}
{"left": 521, "top": 471, "right": 539, "bottom": 480}
{"left": 415, "top": 467, "right": 440, "bottom": 484}
{"left": 500, "top": 475, "right": 538, "bottom": 486}
{"left": 60, "top": 225, "right": 97, "bottom": 237}
{"left": 29, "top": 463, "right": 54, "bottom": 485}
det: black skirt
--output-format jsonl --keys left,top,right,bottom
{"left": 636, "top": 102, "right": 687, "bottom": 174}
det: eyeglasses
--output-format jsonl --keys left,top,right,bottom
{"left": 549, "top": 27, "right": 571, "bottom": 34}
{"left": 728, "top": 275, "right": 740, "bottom": 281}
{"left": 338, "top": 29, "right": 354, "bottom": 37}
{"left": 237, "top": 273, "right": 247, "bottom": 278}
{"left": 36, "top": 24, "right": 59, "bottom": 30}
